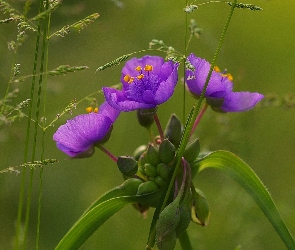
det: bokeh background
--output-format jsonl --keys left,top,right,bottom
{"left": 1, "top": 0, "right": 295, "bottom": 249}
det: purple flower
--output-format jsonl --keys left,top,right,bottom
{"left": 102, "top": 55, "right": 179, "bottom": 111}
{"left": 186, "top": 54, "right": 264, "bottom": 112}
{"left": 53, "top": 102, "right": 120, "bottom": 158}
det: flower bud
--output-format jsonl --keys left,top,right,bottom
{"left": 183, "top": 138, "right": 200, "bottom": 163}
{"left": 117, "top": 156, "right": 138, "bottom": 177}
{"left": 206, "top": 96, "right": 224, "bottom": 109}
{"left": 133, "top": 144, "right": 147, "bottom": 161}
{"left": 144, "top": 163, "right": 157, "bottom": 177}
{"left": 146, "top": 144, "right": 161, "bottom": 166}
{"left": 137, "top": 181, "right": 159, "bottom": 195}
{"left": 159, "top": 139, "right": 175, "bottom": 164}
{"left": 191, "top": 188, "right": 210, "bottom": 226}
{"left": 154, "top": 176, "right": 166, "bottom": 188}
{"left": 120, "top": 178, "right": 143, "bottom": 195}
{"left": 164, "top": 114, "right": 183, "bottom": 147}
{"left": 138, "top": 153, "right": 148, "bottom": 175}
{"left": 136, "top": 108, "right": 156, "bottom": 128}
{"left": 157, "top": 163, "right": 170, "bottom": 180}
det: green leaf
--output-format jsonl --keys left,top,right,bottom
{"left": 55, "top": 183, "right": 163, "bottom": 250}
{"left": 196, "top": 150, "right": 295, "bottom": 249}
{"left": 55, "top": 196, "right": 129, "bottom": 250}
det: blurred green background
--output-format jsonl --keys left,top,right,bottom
{"left": 1, "top": 0, "right": 295, "bottom": 249}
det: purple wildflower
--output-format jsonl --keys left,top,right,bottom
{"left": 53, "top": 102, "right": 120, "bottom": 158}
{"left": 186, "top": 54, "right": 264, "bottom": 112}
{"left": 102, "top": 55, "right": 179, "bottom": 111}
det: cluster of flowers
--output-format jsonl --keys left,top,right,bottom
{"left": 53, "top": 53, "right": 264, "bottom": 158}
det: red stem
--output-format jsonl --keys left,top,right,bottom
{"left": 153, "top": 113, "right": 164, "bottom": 141}
{"left": 97, "top": 145, "right": 118, "bottom": 162}
{"left": 190, "top": 103, "right": 209, "bottom": 137}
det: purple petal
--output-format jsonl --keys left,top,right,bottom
{"left": 103, "top": 87, "right": 155, "bottom": 111}
{"left": 98, "top": 101, "right": 121, "bottom": 122}
{"left": 53, "top": 113, "right": 113, "bottom": 157}
{"left": 221, "top": 92, "right": 264, "bottom": 112}
{"left": 154, "top": 61, "right": 179, "bottom": 103}
{"left": 122, "top": 56, "right": 165, "bottom": 77}
{"left": 186, "top": 54, "right": 226, "bottom": 97}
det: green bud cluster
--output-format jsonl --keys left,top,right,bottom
{"left": 117, "top": 114, "right": 203, "bottom": 216}
{"left": 129, "top": 139, "right": 176, "bottom": 196}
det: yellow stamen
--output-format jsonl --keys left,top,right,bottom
{"left": 226, "top": 73, "right": 233, "bottom": 81}
{"left": 135, "top": 66, "right": 142, "bottom": 71}
{"left": 123, "top": 74, "right": 131, "bottom": 83}
{"left": 86, "top": 107, "right": 93, "bottom": 113}
{"left": 144, "top": 64, "right": 153, "bottom": 71}
{"left": 214, "top": 66, "right": 220, "bottom": 72}
{"left": 128, "top": 77, "right": 134, "bottom": 84}
{"left": 221, "top": 73, "right": 233, "bottom": 81}
{"left": 137, "top": 74, "right": 144, "bottom": 80}
{"left": 93, "top": 107, "right": 99, "bottom": 113}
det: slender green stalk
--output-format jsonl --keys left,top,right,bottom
{"left": 22, "top": 169, "right": 34, "bottom": 249}
{"left": 15, "top": 169, "right": 26, "bottom": 249}
{"left": 147, "top": 126, "right": 155, "bottom": 144}
{"left": 36, "top": 167, "right": 44, "bottom": 250}
{"left": 23, "top": 0, "right": 49, "bottom": 247}
{"left": 15, "top": 0, "right": 43, "bottom": 247}
{"left": 146, "top": 1, "right": 238, "bottom": 248}
{"left": 183, "top": 0, "right": 189, "bottom": 123}
{"left": 179, "top": 230, "right": 194, "bottom": 250}
{"left": 36, "top": 1, "right": 50, "bottom": 248}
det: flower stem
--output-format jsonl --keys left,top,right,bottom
{"left": 153, "top": 113, "right": 164, "bottom": 141}
{"left": 190, "top": 102, "right": 209, "bottom": 137}
{"left": 146, "top": 1, "right": 238, "bottom": 248}
{"left": 97, "top": 145, "right": 118, "bottom": 162}
{"left": 147, "top": 126, "right": 155, "bottom": 144}
{"left": 179, "top": 230, "right": 193, "bottom": 250}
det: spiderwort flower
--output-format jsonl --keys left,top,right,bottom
{"left": 102, "top": 55, "right": 179, "bottom": 111}
{"left": 186, "top": 54, "right": 264, "bottom": 112}
{"left": 53, "top": 102, "right": 120, "bottom": 158}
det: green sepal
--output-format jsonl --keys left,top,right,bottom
{"left": 159, "top": 139, "right": 175, "bottom": 164}
{"left": 137, "top": 108, "right": 156, "bottom": 128}
{"left": 155, "top": 197, "right": 180, "bottom": 250}
{"left": 164, "top": 114, "right": 183, "bottom": 147}
{"left": 175, "top": 186, "right": 192, "bottom": 237}
{"left": 183, "top": 138, "right": 200, "bottom": 163}
{"left": 117, "top": 156, "right": 138, "bottom": 177}
{"left": 155, "top": 159, "right": 191, "bottom": 249}
{"left": 191, "top": 188, "right": 210, "bottom": 226}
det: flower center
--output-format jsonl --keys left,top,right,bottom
{"left": 214, "top": 66, "right": 233, "bottom": 81}
{"left": 123, "top": 64, "right": 154, "bottom": 84}
{"left": 123, "top": 64, "right": 160, "bottom": 103}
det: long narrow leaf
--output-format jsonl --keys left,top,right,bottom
{"left": 55, "top": 189, "right": 162, "bottom": 250}
{"left": 55, "top": 196, "right": 130, "bottom": 250}
{"left": 196, "top": 150, "right": 295, "bottom": 249}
